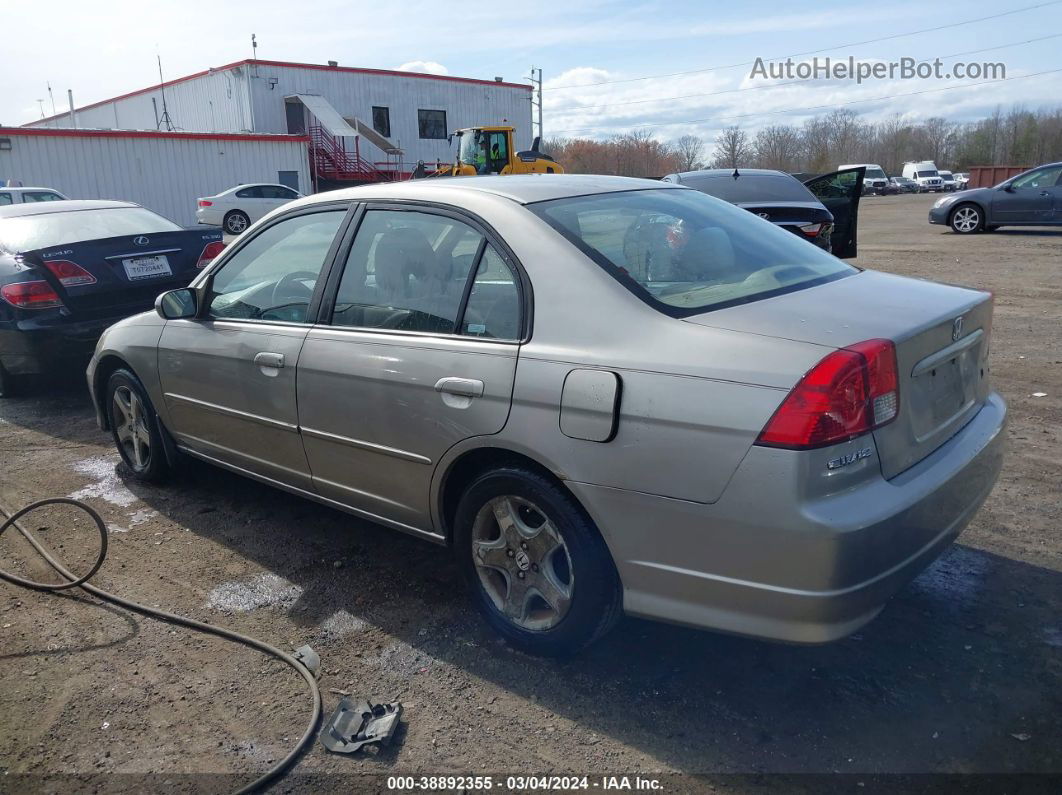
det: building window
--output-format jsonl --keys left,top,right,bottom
{"left": 372, "top": 106, "right": 391, "bottom": 138}
{"left": 418, "top": 109, "right": 447, "bottom": 140}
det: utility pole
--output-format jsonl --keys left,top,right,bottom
{"left": 529, "top": 66, "right": 543, "bottom": 143}
{"left": 247, "top": 33, "right": 258, "bottom": 133}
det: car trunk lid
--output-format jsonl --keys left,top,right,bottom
{"left": 18, "top": 229, "right": 221, "bottom": 319}
{"left": 683, "top": 269, "right": 994, "bottom": 478}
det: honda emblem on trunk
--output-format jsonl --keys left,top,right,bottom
{"left": 757, "top": 212, "right": 770, "bottom": 218}
{"left": 133, "top": 236, "right": 150, "bottom": 246}
{"left": 952, "top": 315, "right": 964, "bottom": 341}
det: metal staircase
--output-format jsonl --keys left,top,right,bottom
{"left": 308, "top": 123, "right": 393, "bottom": 183}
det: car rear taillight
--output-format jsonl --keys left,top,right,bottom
{"left": 1, "top": 280, "right": 62, "bottom": 309}
{"left": 756, "top": 338, "right": 899, "bottom": 449}
{"left": 43, "top": 259, "right": 96, "bottom": 286}
{"left": 798, "top": 222, "right": 826, "bottom": 237}
{"left": 197, "top": 199, "right": 213, "bottom": 207}
{"left": 197, "top": 240, "right": 226, "bottom": 268}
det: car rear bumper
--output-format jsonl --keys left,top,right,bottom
{"left": 1, "top": 315, "right": 127, "bottom": 374}
{"left": 567, "top": 391, "right": 1006, "bottom": 644}
{"left": 195, "top": 207, "right": 223, "bottom": 226}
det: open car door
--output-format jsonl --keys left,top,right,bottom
{"left": 802, "top": 167, "right": 865, "bottom": 259}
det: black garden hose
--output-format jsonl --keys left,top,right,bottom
{"left": 0, "top": 497, "right": 322, "bottom": 794}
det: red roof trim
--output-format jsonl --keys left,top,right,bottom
{"left": 25, "top": 59, "right": 531, "bottom": 126}
{"left": 1, "top": 126, "right": 309, "bottom": 143}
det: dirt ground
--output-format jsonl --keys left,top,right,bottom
{"left": 1, "top": 192, "right": 1060, "bottom": 793}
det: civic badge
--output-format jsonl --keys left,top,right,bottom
{"left": 133, "top": 235, "right": 150, "bottom": 246}
{"left": 952, "top": 315, "right": 964, "bottom": 341}
{"left": 757, "top": 212, "right": 770, "bottom": 219}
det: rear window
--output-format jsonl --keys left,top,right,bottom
{"left": 0, "top": 207, "right": 180, "bottom": 252}
{"left": 531, "top": 188, "right": 855, "bottom": 316}
{"left": 679, "top": 173, "right": 816, "bottom": 203}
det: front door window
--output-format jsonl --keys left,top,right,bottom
{"left": 206, "top": 210, "right": 346, "bottom": 323}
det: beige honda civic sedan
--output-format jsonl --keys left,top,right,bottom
{"left": 88, "top": 175, "right": 1005, "bottom": 655}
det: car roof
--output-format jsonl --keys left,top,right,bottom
{"left": 0, "top": 199, "right": 140, "bottom": 219}
{"left": 294, "top": 174, "right": 683, "bottom": 206}
{"left": 668, "top": 168, "right": 792, "bottom": 180}
{"left": 0, "top": 186, "right": 64, "bottom": 192}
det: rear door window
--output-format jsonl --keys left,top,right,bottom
{"left": 331, "top": 209, "right": 522, "bottom": 338}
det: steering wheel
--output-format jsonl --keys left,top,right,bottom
{"left": 269, "top": 271, "right": 317, "bottom": 312}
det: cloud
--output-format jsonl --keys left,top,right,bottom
{"left": 394, "top": 60, "right": 449, "bottom": 76}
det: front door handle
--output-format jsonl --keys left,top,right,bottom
{"left": 434, "top": 377, "right": 484, "bottom": 398}
{"left": 254, "top": 352, "right": 285, "bottom": 369}
{"left": 1040, "top": 191, "right": 1051, "bottom": 197}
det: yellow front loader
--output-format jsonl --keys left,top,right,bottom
{"left": 414, "top": 126, "right": 564, "bottom": 178}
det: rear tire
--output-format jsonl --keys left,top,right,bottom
{"left": 454, "top": 467, "right": 622, "bottom": 657}
{"left": 949, "top": 203, "right": 983, "bottom": 234}
{"left": 106, "top": 369, "right": 171, "bottom": 483}
{"left": 223, "top": 210, "right": 250, "bottom": 235}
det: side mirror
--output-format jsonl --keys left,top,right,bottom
{"left": 1001, "top": 183, "right": 1015, "bottom": 192}
{"left": 156, "top": 288, "right": 198, "bottom": 319}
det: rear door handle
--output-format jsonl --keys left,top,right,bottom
{"left": 434, "top": 377, "right": 484, "bottom": 398}
{"left": 254, "top": 352, "right": 285, "bottom": 369}
{"left": 1040, "top": 191, "right": 1051, "bottom": 197}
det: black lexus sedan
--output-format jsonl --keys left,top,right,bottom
{"left": 0, "top": 200, "right": 224, "bottom": 396}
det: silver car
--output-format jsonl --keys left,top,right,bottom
{"left": 87, "top": 175, "right": 1006, "bottom": 656}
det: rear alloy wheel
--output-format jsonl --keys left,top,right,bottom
{"left": 455, "top": 467, "right": 622, "bottom": 656}
{"left": 106, "top": 369, "right": 171, "bottom": 482}
{"left": 223, "top": 210, "right": 250, "bottom": 235}
{"left": 950, "top": 203, "right": 983, "bottom": 234}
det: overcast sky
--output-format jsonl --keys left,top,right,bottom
{"left": 4, "top": 0, "right": 1061, "bottom": 142}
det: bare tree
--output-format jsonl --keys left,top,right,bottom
{"left": 674, "top": 134, "right": 704, "bottom": 171}
{"left": 753, "top": 124, "right": 801, "bottom": 171}
{"left": 711, "top": 126, "right": 753, "bottom": 169}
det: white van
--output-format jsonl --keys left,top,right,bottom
{"left": 902, "top": 161, "right": 944, "bottom": 192}
{"left": 839, "top": 164, "right": 889, "bottom": 195}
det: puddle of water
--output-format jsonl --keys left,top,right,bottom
{"left": 206, "top": 573, "right": 303, "bottom": 612}
{"left": 68, "top": 456, "right": 138, "bottom": 508}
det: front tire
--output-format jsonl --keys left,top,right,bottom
{"left": 950, "top": 203, "right": 983, "bottom": 234}
{"left": 454, "top": 467, "right": 622, "bottom": 656}
{"left": 106, "top": 369, "right": 171, "bottom": 483}
{"left": 223, "top": 210, "right": 250, "bottom": 235}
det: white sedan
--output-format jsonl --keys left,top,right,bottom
{"left": 195, "top": 183, "right": 302, "bottom": 235}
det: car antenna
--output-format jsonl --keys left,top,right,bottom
{"left": 732, "top": 168, "right": 740, "bottom": 179}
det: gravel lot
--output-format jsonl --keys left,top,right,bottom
{"left": 1, "top": 192, "right": 1060, "bottom": 792}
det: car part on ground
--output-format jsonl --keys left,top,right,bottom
{"left": 89, "top": 174, "right": 1005, "bottom": 655}
{"left": 0, "top": 496, "right": 324, "bottom": 794}
{"left": 319, "top": 698, "right": 403, "bottom": 754}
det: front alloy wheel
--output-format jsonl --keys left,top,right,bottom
{"left": 106, "top": 368, "right": 171, "bottom": 482}
{"left": 471, "top": 495, "right": 574, "bottom": 631}
{"left": 950, "top": 204, "right": 982, "bottom": 234}
{"left": 111, "top": 385, "right": 151, "bottom": 471}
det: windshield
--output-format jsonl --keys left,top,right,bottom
{"left": 680, "top": 173, "right": 817, "bottom": 203}
{"left": 866, "top": 168, "right": 887, "bottom": 179}
{"left": 0, "top": 207, "right": 180, "bottom": 252}
{"left": 531, "top": 188, "right": 855, "bottom": 316}
{"left": 917, "top": 170, "right": 939, "bottom": 178}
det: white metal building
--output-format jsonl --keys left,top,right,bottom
{"left": 0, "top": 127, "right": 311, "bottom": 226}
{"left": 25, "top": 59, "right": 534, "bottom": 174}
